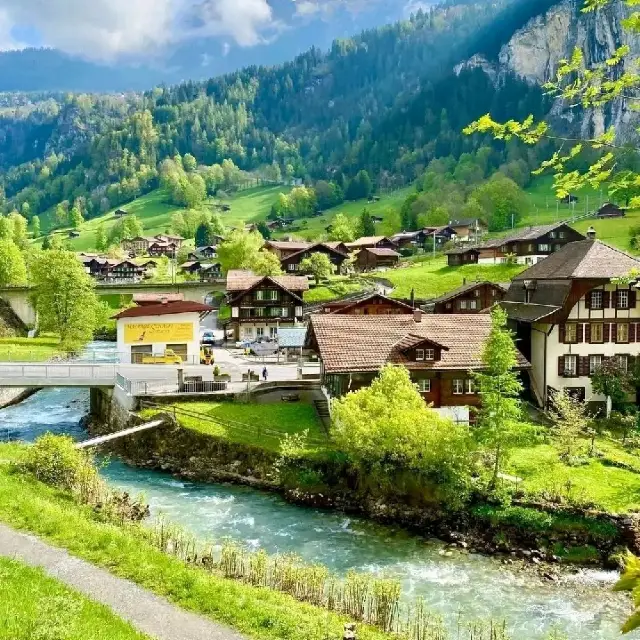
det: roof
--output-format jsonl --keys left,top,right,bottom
{"left": 329, "top": 294, "right": 414, "bottom": 315}
{"left": 226, "top": 269, "right": 309, "bottom": 293}
{"left": 280, "top": 242, "right": 349, "bottom": 263}
{"left": 500, "top": 301, "right": 562, "bottom": 323}
{"left": 446, "top": 247, "right": 480, "bottom": 256}
{"left": 361, "top": 248, "right": 400, "bottom": 258}
{"left": 112, "top": 300, "right": 213, "bottom": 319}
{"left": 346, "top": 236, "right": 393, "bottom": 248}
{"left": 277, "top": 327, "right": 307, "bottom": 348}
{"left": 308, "top": 314, "right": 529, "bottom": 374}
{"left": 477, "top": 223, "right": 579, "bottom": 249}
{"left": 428, "top": 281, "right": 508, "bottom": 304}
{"left": 449, "top": 218, "right": 485, "bottom": 227}
{"left": 132, "top": 293, "right": 185, "bottom": 305}
{"left": 511, "top": 239, "right": 640, "bottom": 280}
{"left": 391, "top": 231, "right": 421, "bottom": 241}
{"left": 266, "top": 240, "right": 312, "bottom": 251}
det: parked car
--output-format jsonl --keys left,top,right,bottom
{"left": 141, "top": 349, "right": 183, "bottom": 365}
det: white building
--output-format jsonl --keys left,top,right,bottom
{"left": 113, "top": 300, "right": 213, "bottom": 364}
{"left": 502, "top": 236, "right": 640, "bottom": 407}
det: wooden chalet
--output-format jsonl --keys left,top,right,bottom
{"left": 345, "top": 236, "right": 398, "bottom": 253}
{"left": 305, "top": 312, "right": 529, "bottom": 415}
{"left": 355, "top": 247, "right": 400, "bottom": 271}
{"left": 426, "top": 281, "right": 508, "bottom": 314}
{"left": 446, "top": 247, "right": 479, "bottom": 266}
{"left": 318, "top": 293, "right": 415, "bottom": 316}
{"left": 596, "top": 203, "right": 625, "bottom": 218}
{"left": 225, "top": 270, "right": 309, "bottom": 342}
{"left": 265, "top": 240, "right": 348, "bottom": 273}
{"left": 448, "top": 218, "right": 487, "bottom": 243}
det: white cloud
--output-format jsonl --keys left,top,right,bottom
{"left": 292, "top": 0, "right": 387, "bottom": 19}
{"left": 0, "top": 0, "right": 279, "bottom": 61}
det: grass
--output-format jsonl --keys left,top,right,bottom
{"left": 151, "top": 401, "right": 328, "bottom": 454}
{"left": 507, "top": 436, "right": 640, "bottom": 513}
{"left": 0, "top": 443, "right": 397, "bottom": 640}
{"left": 379, "top": 257, "right": 525, "bottom": 300}
{"left": 0, "top": 335, "right": 62, "bottom": 362}
{"left": 0, "top": 556, "right": 149, "bottom": 639}
{"left": 304, "top": 278, "right": 367, "bottom": 303}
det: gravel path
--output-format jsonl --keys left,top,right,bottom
{"left": 0, "top": 522, "right": 245, "bottom": 640}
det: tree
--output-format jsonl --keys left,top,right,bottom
{"left": 0, "top": 239, "right": 27, "bottom": 286}
{"left": 251, "top": 250, "right": 282, "bottom": 276}
{"left": 0, "top": 217, "right": 11, "bottom": 240}
{"left": 41, "top": 235, "right": 51, "bottom": 250}
{"left": 182, "top": 153, "right": 197, "bottom": 172}
{"left": 30, "top": 250, "right": 102, "bottom": 351}
{"left": 474, "top": 307, "right": 524, "bottom": 488}
{"left": 54, "top": 203, "right": 68, "bottom": 227}
{"left": 346, "top": 170, "right": 373, "bottom": 201}
{"left": 358, "top": 208, "right": 376, "bottom": 237}
{"left": 8, "top": 213, "right": 28, "bottom": 249}
{"left": 332, "top": 364, "right": 472, "bottom": 505}
{"left": 217, "top": 229, "right": 265, "bottom": 273}
{"left": 549, "top": 390, "right": 590, "bottom": 462}
{"left": 472, "top": 175, "right": 525, "bottom": 232}
{"left": 95, "top": 224, "right": 108, "bottom": 252}
{"left": 31, "top": 216, "right": 40, "bottom": 239}
{"left": 300, "top": 252, "right": 333, "bottom": 284}
{"left": 328, "top": 213, "right": 356, "bottom": 242}
{"left": 256, "top": 221, "right": 272, "bottom": 239}
{"left": 70, "top": 205, "right": 84, "bottom": 229}
{"left": 400, "top": 193, "right": 419, "bottom": 231}
{"left": 591, "top": 359, "right": 632, "bottom": 416}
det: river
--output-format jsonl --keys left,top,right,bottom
{"left": 0, "top": 363, "right": 632, "bottom": 639}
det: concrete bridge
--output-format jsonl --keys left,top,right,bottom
{"left": 0, "top": 280, "right": 226, "bottom": 326}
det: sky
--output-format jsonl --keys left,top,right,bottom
{"left": 0, "top": 0, "right": 433, "bottom": 63}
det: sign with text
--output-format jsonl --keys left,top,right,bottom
{"left": 124, "top": 322, "right": 194, "bottom": 344}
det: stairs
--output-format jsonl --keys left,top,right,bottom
{"left": 314, "top": 398, "right": 331, "bottom": 432}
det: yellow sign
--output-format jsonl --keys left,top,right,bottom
{"left": 124, "top": 322, "right": 194, "bottom": 344}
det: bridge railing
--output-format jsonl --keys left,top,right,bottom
{"left": 0, "top": 362, "right": 117, "bottom": 381}
{"left": 116, "top": 375, "right": 229, "bottom": 396}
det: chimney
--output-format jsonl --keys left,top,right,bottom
{"left": 587, "top": 226, "right": 596, "bottom": 240}
{"left": 414, "top": 309, "right": 422, "bottom": 323}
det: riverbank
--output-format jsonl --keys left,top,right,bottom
{"left": 85, "top": 402, "right": 639, "bottom": 571}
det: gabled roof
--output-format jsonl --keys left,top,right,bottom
{"left": 346, "top": 236, "right": 395, "bottom": 248}
{"left": 112, "top": 301, "right": 213, "bottom": 319}
{"left": 477, "top": 223, "right": 581, "bottom": 249}
{"left": 307, "top": 314, "right": 529, "bottom": 374}
{"left": 266, "top": 240, "right": 312, "bottom": 251}
{"left": 280, "top": 242, "right": 349, "bottom": 263}
{"left": 500, "top": 302, "right": 562, "bottom": 323}
{"left": 133, "top": 293, "right": 184, "bottom": 305}
{"left": 360, "top": 248, "right": 400, "bottom": 258}
{"left": 393, "top": 333, "right": 449, "bottom": 353}
{"left": 328, "top": 294, "right": 414, "bottom": 315}
{"left": 445, "top": 247, "right": 480, "bottom": 256}
{"left": 428, "top": 281, "right": 508, "bottom": 304}
{"left": 511, "top": 239, "right": 640, "bottom": 280}
{"left": 226, "top": 270, "right": 309, "bottom": 294}
{"left": 449, "top": 218, "right": 485, "bottom": 227}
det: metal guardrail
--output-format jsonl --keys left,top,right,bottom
{"left": 0, "top": 362, "right": 117, "bottom": 381}
{"left": 117, "top": 376, "right": 229, "bottom": 396}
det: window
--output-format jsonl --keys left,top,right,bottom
{"left": 287, "top": 264, "right": 297, "bottom": 272}
{"left": 474, "top": 289, "right": 480, "bottom": 297}
{"left": 424, "top": 349, "right": 435, "bottom": 361}
{"left": 254, "top": 307, "right": 265, "bottom": 318}
{"left": 232, "top": 307, "right": 239, "bottom": 318}
{"left": 267, "top": 290, "right": 279, "bottom": 301}
{"left": 466, "top": 379, "right": 476, "bottom": 394}
{"left": 255, "top": 290, "right": 264, "bottom": 301}
{"left": 416, "top": 349, "right": 425, "bottom": 361}
{"left": 243, "top": 327, "right": 254, "bottom": 338}
{"left": 417, "top": 379, "right": 431, "bottom": 393}
{"left": 617, "top": 354, "right": 629, "bottom": 373}
{"left": 256, "top": 328, "right": 264, "bottom": 338}
{"left": 591, "top": 322, "right": 603, "bottom": 343}
{"left": 589, "top": 355, "right": 603, "bottom": 375}
{"left": 558, "top": 231, "right": 566, "bottom": 239}
{"left": 538, "top": 244, "right": 551, "bottom": 252}
{"left": 269, "top": 307, "right": 281, "bottom": 317}
{"left": 564, "top": 324, "right": 578, "bottom": 343}
{"left": 618, "top": 290, "right": 630, "bottom": 309}
{"left": 295, "top": 306, "right": 303, "bottom": 317}
{"left": 446, "top": 302, "right": 452, "bottom": 310}
{"left": 459, "top": 300, "right": 468, "bottom": 310}
{"left": 469, "top": 300, "right": 478, "bottom": 310}
{"left": 549, "top": 231, "right": 556, "bottom": 239}
{"left": 281, "top": 307, "right": 289, "bottom": 318}
{"left": 452, "top": 379, "right": 464, "bottom": 395}
{"left": 617, "top": 323, "right": 629, "bottom": 343}
{"left": 269, "top": 327, "right": 277, "bottom": 338}
{"left": 527, "top": 244, "right": 535, "bottom": 253}
{"left": 564, "top": 355, "right": 578, "bottom": 377}
{"left": 590, "top": 290, "right": 603, "bottom": 309}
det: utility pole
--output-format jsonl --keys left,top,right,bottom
{"left": 432, "top": 230, "right": 436, "bottom": 259}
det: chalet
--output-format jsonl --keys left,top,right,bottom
{"left": 448, "top": 218, "right": 487, "bottom": 243}
{"left": 501, "top": 234, "right": 640, "bottom": 407}
{"left": 446, "top": 247, "right": 479, "bottom": 267}
{"left": 282, "top": 243, "right": 348, "bottom": 273}
{"left": 200, "top": 263, "right": 222, "bottom": 281}
{"left": 424, "top": 226, "right": 457, "bottom": 245}
{"left": 318, "top": 293, "right": 415, "bottom": 316}
{"left": 122, "top": 236, "right": 153, "bottom": 255}
{"left": 180, "top": 261, "right": 204, "bottom": 275}
{"left": 188, "top": 246, "right": 218, "bottom": 261}
{"left": 77, "top": 254, "right": 148, "bottom": 283}
{"left": 114, "top": 209, "right": 129, "bottom": 218}
{"left": 324, "top": 241, "right": 350, "bottom": 255}
{"left": 345, "top": 236, "right": 398, "bottom": 253}
{"left": 425, "top": 281, "right": 508, "bottom": 314}
{"left": 225, "top": 270, "right": 309, "bottom": 342}
{"left": 449, "top": 223, "right": 584, "bottom": 267}
{"left": 305, "top": 312, "right": 529, "bottom": 421}
{"left": 355, "top": 247, "right": 400, "bottom": 271}
{"left": 155, "top": 234, "right": 185, "bottom": 249}
{"left": 265, "top": 240, "right": 313, "bottom": 261}
{"left": 122, "top": 234, "right": 185, "bottom": 256}
{"left": 596, "top": 203, "right": 625, "bottom": 218}
{"left": 391, "top": 230, "right": 426, "bottom": 250}
{"left": 148, "top": 240, "right": 178, "bottom": 258}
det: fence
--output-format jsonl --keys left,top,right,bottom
{"left": 116, "top": 375, "right": 229, "bottom": 396}
{"left": 0, "top": 362, "right": 117, "bottom": 385}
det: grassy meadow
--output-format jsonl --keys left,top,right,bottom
{"left": 0, "top": 336, "right": 62, "bottom": 362}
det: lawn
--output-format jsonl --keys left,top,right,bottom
{"left": 380, "top": 257, "right": 525, "bottom": 300}
{"left": 0, "top": 336, "right": 62, "bottom": 362}
{"left": 0, "top": 444, "right": 394, "bottom": 640}
{"left": 507, "top": 437, "right": 640, "bottom": 513}
{"left": 0, "top": 556, "right": 148, "bottom": 640}
{"left": 304, "top": 278, "right": 367, "bottom": 304}
{"left": 146, "top": 401, "right": 328, "bottom": 454}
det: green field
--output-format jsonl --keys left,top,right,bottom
{"left": 0, "top": 556, "right": 148, "bottom": 640}
{"left": 381, "top": 257, "right": 525, "bottom": 300}
{"left": 0, "top": 336, "right": 62, "bottom": 362}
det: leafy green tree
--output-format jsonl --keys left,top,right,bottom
{"left": 95, "top": 223, "right": 108, "bottom": 252}
{"left": 346, "top": 170, "right": 373, "bottom": 201}
{"left": 195, "top": 223, "right": 210, "bottom": 247}
{"left": 300, "top": 252, "right": 333, "bottom": 284}
{"left": 70, "top": 205, "right": 84, "bottom": 229}
{"left": 20, "top": 202, "right": 30, "bottom": 218}
{"left": 182, "top": 153, "right": 197, "bottom": 172}
{"left": 0, "top": 238, "right": 27, "bottom": 285}
{"left": 591, "top": 359, "right": 632, "bottom": 415}
{"left": 31, "top": 215, "right": 40, "bottom": 239}
{"left": 251, "top": 250, "right": 282, "bottom": 276}
{"left": 400, "top": 193, "right": 419, "bottom": 231}
{"left": 217, "top": 229, "right": 265, "bottom": 273}
{"left": 41, "top": 235, "right": 51, "bottom": 250}
{"left": 549, "top": 390, "right": 590, "bottom": 462}
{"left": 358, "top": 208, "right": 376, "bottom": 237}
{"left": 328, "top": 213, "right": 355, "bottom": 242}
{"left": 332, "top": 364, "right": 472, "bottom": 505}
{"left": 54, "top": 203, "right": 68, "bottom": 227}
{"left": 256, "top": 221, "right": 272, "bottom": 240}
{"left": 30, "top": 249, "right": 102, "bottom": 351}
{"left": 8, "top": 213, "right": 28, "bottom": 249}
{"left": 474, "top": 307, "right": 524, "bottom": 488}
{"left": 472, "top": 175, "right": 525, "bottom": 232}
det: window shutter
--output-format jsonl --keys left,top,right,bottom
{"left": 603, "top": 291, "right": 611, "bottom": 308}
{"left": 584, "top": 291, "right": 592, "bottom": 309}
{"left": 631, "top": 324, "right": 637, "bottom": 344}
{"left": 612, "top": 290, "right": 619, "bottom": 309}
{"left": 579, "top": 357, "right": 589, "bottom": 377}
{"left": 559, "top": 324, "right": 566, "bottom": 343}
{"left": 631, "top": 290, "right": 638, "bottom": 308}
{"left": 585, "top": 324, "right": 591, "bottom": 343}
{"left": 558, "top": 356, "right": 565, "bottom": 377}
{"left": 577, "top": 324, "right": 584, "bottom": 343}
{"left": 604, "top": 323, "right": 611, "bottom": 343}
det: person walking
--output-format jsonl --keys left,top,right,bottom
{"left": 262, "top": 367, "right": 268, "bottom": 381}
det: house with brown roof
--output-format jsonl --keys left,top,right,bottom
{"left": 355, "top": 247, "right": 400, "bottom": 271}
{"left": 446, "top": 247, "right": 480, "bottom": 267}
{"left": 501, "top": 232, "right": 640, "bottom": 407}
{"left": 426, "top": 281, "right": 508, "bottom": 314}
{"left": 225, "top": 270, "right": 309, "bottom": 341}
{"left": 448, "top": 223, "right": 584, "bottom": 267}
{"left": 345, "top": 236, "right": 398, "bottom": 253}
{"left": 266, "top": 240, "right": 348, "bottom": 273}
{"left": 306, "top": 312, "right": 529, "bottom": 420}
{"left": 318, "top": 293, "right": 415, "bottom": 316}
{"left": 448, "top": 218, "right": 487, "bottom": 243}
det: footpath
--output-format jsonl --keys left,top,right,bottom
{"left": 0, "top": 522, "right": 245, "bottom": 640}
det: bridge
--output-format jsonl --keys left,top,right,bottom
{"left": 0, "top": 280, "right": 226, "bottom": 326}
